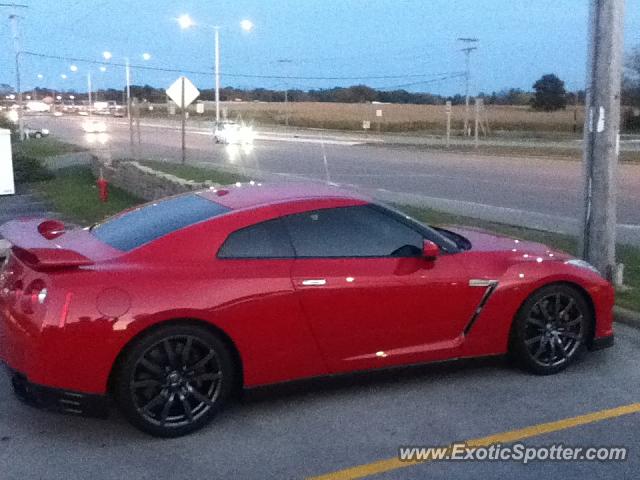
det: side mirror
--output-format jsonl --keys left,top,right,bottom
{"left": 422, "top": 240, "right": 440, "bottom": 260}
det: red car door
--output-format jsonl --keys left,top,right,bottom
{"left": 283, "top": 205, "right": 484, "bottom": 374}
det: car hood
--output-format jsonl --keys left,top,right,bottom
{"left": 445, "top": 226, "right": 573, "bottom": 260}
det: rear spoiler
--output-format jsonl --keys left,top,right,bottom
{"left": 0, "top": 218, "right": 94, "bottom": 270}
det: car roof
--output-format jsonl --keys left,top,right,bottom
{"left": 198, "top": 182, "right": 371, "bottom": 210}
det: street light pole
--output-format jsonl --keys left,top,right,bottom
{"left": 125, "top": 57, "right": 133, "bottom": 151}
{"left": 9, "top": 13, "right": 24, "bottom": 141}
{"left": 87, "top": 72, "right": 92, "bottom": 116}
{"left": 214, "top": 26, "right": 220, "bottom": 124}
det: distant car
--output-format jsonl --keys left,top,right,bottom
{"left": 82, "top": 119, "right": 107, "bottom": 133}
{"left": 214, "top": 121, "right": 255, "bottom": 145}
{"left": 24, "top": 126, "right": 50, "bottom": 139}
{"left": 0, "top": 184, "right": 615, "bottom": 437}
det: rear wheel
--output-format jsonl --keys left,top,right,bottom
{"left": 510, "top": 285, "right": 591, "bottom": 375}
{"left": 114, "top": 324, "right": 235, "bottom": 437}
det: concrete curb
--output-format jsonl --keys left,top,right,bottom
{"left": 614, "top": 306, "right": 640, "bottom": 329}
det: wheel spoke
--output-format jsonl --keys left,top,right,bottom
{"left": 187, "top": 385, "right": 215, "bottom": 407}
{"left": 160, "top": 392, "right": 176, "bottom": 426}
{"left": 525, "top": 335, "right": 543, "bottom": 346}
{"left": 179, "top": 393, "right": 193, "bottom": 423}
{"left": 554, "top": 294, "right": 561, "bottom": 318}
{"left": 187, "top": 351, "right": 215, "bottom": 373}
{"left": 559, "top": 331, "right": 580, "bottom": 340}
{"left": 139, "top": 358, "right": 165, "bottom": 378}
{"left": 142, "top": 390, "right": 166, "bottom": 412}
{"left": 132, "top": 378, "right": 162, "bottom": 389}
{"left": 182, "top": 337, "right": 193, "bottom": 365}
{"left": 527, "top": 316, "right": 546, "bottom": 329}
{"left": 549, "top": 335, "right": 557, "bottom": 361}
{"left": 559, "top": 298, "right": 575, "bottom": 319}
{"left": 192, "top": 371, "right": 222, "bottom": 383}
{"left": 533, "top": 337, "right": 547, "bottom": 359}
{"left": 163, "top": 340, "right": 177, "bottom": 368}
{"left": 554, "top": 336, "right": 567, "bottom": 358}
{"left": 563, "top": 315, "right": 583, "bottom": 327}
{"left": 539, "top": 302, "right": 553, "bottom": 322}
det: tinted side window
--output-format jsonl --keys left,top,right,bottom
{"left": 283, "top": 205, "right": 423, "bottom": 258}
{"left": 218, "top": 218, "right": 294, "bottom": 258}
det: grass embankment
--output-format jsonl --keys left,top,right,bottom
{"left": 387, "top": 143, "right": 640, "bottom": 163}
{"left": 34, "top": 167, "right": 142, "bottom": 225}
{"left": 400, "top": 205, "right": 640, "bottom": 312}
{"left": 139, "top": 160, "right": 249, "bottom": 184}
{"left": 13, "top": 137, "right": 84, "bottom": 160}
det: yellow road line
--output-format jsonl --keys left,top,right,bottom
{"left": 307, "top": 402, "right": 640, "bottom": 480}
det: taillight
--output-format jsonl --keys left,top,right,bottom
{"left": 21, "top": 280, "right": 47, "bottom": 314}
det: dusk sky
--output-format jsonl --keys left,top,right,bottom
{"left": 1, "top": 0, "right": 639, "bottom": 96}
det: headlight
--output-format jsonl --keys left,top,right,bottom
{"left": 565, "top": 259, "right": 601, "bottom": 275}
{"left": 41, "top": 129, "right": 49, "bottom": 135}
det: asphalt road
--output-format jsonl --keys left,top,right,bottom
{"left": 1, "top": 323, "right": 639, "bottom": 479}
{"left": 29, "top": 115, "right": 640, "bottom": 243}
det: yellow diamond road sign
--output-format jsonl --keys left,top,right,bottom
{"left": 166, "top": 76, "right": 200, "bottom": 109}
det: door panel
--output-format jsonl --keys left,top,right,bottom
{"left": 292, "top": 255, "right": 483, "bottom": 373}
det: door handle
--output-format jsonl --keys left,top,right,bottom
{"left": 300, "top": 279, "right": 327, "bottom": 286}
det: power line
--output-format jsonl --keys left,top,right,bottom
{"left": 20, "top": 50, "right": 466, "bottom": 82}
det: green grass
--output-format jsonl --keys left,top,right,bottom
{"left": 383, "top": 143, "right": 640, "bottom": 163}
{"left": 399, "top": 204, "right": 640, "bottom": 312}
{"left": 139, "top": 160, "right": 250, "bottom": 184}
{"left": 34, "top": 166, "right": 143, "bottom": 225}
{"left": 13, "top": 137, "right": 85, "bottom": 160}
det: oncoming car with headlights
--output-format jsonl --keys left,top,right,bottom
{"left": 213, "top": 120, "right": 255, "bottom": 144}
{"left": 0, "top": 183, "right": 614, "bottom": 437}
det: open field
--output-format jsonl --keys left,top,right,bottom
{"left": 142, "top": 102, "right": 597, "bottom": 134}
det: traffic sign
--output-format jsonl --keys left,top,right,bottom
{"left": 166, "top": 76, "right": 200, "bottom": 109}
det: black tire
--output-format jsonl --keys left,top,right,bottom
{"left": 510, "top": 284, "right": 591, "bottom": 375}
{"left": 114, "top": 323, "right": 236, "bottom": 437}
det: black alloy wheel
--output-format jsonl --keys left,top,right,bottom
{"left": 511, "top": 284, "right": 591, "bottom": 375}
{"left": 115, "top": 324, "right": 235, "bottom": 437}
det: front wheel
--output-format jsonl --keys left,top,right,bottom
{"left": 510, "top": 285, "right": 591, "bottom": 375}
{"left": 114, "top": 324, "right": 236, "bottom": 437}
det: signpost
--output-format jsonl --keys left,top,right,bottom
{"left": 166, "top": 76, "right": 200, "bottom": 164}
{"left": 0, "top": 128, "right": 15, "bottom": 195}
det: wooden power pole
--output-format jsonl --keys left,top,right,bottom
{"left": 580, "top": 0, "right": 625, "bottom": 281}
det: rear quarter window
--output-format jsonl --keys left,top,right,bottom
{"left": 92, "top": 194, "right": 229, "bottom": 251}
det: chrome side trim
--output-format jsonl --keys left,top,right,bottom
{"left": 464, "top": 280, "right": 499, "bottom": 335}
{"left": 301, "top": 279, "right": 327, "bottom": 286}
{"left": 469, "top": 279, "right": 498, "bottom": 287}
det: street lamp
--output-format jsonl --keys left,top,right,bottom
{"left": 178, "top": 14, "right": 254, "bottom": 124}
{"left": 102, "top": 50, "right": 151, "bottom": 151}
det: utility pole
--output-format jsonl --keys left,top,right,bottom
{"left": 87, "top": 72, "right": 92, "bottom": 116}
{"left": 4, "top": 3, "right": 28, "bottom": 141}
{"left": 580, "top": 0, "right": 625, "bottom": 282}
{"left": 458, "top": 38, "right": 478, "bottom": 137}
{"left": 214, "top": 26, "right": 220, "bottom": 125}
{"left": 125, "top": 57, "right": 134, "bottom": 152}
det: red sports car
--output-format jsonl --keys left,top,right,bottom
{"left": 0, "top": 183, "right": 614, "bottom": 436}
